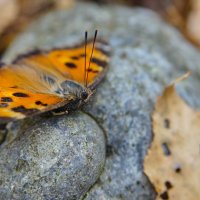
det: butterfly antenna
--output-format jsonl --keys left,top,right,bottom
{"left": 84, "top": 31, "right": 87, "bottom": 87}
{"left": 85, "top": 30, "right": 98, "bottom": 87}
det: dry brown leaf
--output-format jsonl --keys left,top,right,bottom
{"left": 187, "top": 0, "right": 200, "bottom": 43}
{"left": 0, "top": 0, "right": 76, "bottom": 55}
{"left": 144, "top": 72, "right": 200, "bottom": 200}
{"left": 0, "top": 0, "right": 54, "bottom": 55}
{"left": 18, "top": 0, "right": 55, "bottom": 15}
{"left": 0, "top": 0, "right": 19, "bottom": 34}
{"left": 55, "top": 0, "right": 75, "bottom": 9}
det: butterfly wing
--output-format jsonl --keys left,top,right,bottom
{"left": 0, "top": 86, "right": 66, "bottom": 123}
{"left": 13, "top": 39, "right": 111, "bottom": 89}
{"left": 0, "top": 63, "right": 67, "bottom": 123}
{"left": 0, "top": 39, "right": 110, "bottom": 123}
{"left": 0, "top": 64, "right": 66, "bottom": 93}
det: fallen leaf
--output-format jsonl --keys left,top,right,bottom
{"left": 187, "top": 0, "right": 200, "bottom": 43}
{"left": 0, "top": 0, "right": 19, "bottom": 35}
{"left": 144, "top": 72, "right": 200, "bottom": 200}
{"left": 55, "top": 0, "right": 75, "bottom": 9}
{"left": 18, "top": 0, "right": 55, "bottom": 15}
{"left": 0, "top": 0, "right": 76, "bottom": 55}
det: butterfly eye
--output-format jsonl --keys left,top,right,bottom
{"left": 81, "top": 91, "right": 88, "bottom": 100}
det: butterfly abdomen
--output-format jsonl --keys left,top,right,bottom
{"left": 52, "top": 98, "right": 81, "bottom": 114}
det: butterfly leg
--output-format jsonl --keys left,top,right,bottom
{"left": 51, "top": 110, "right": 68, "bottom": 116}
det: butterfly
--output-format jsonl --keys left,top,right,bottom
{"left": 0, "top": 30, "right": 110, "bottom": 123}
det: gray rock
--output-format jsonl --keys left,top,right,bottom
{"left": 0, "top": 112, "right": 105, "bottom": 200}
{"left": 2, "top": 2, "right": 200, "bottom": 200}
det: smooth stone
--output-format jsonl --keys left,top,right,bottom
{"left": 0, "top": 112, "right": 105, "bottom": 200}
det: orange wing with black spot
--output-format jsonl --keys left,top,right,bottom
{"left": 0, "top": 86, "right": 65, "bottom": 123}
{"left": 0, "top": 39, "right": 110, "bottom": 123}
{"left": 13, "top": 40, "right": 110, "bottom": 88}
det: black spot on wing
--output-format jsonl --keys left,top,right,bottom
{"left": 13, "top": 92, "right": 29, "bottom": 97}
{"left": 91, "top": 57, "right": 107, "bottom": 68}
{"left": 87, "top": 68, "right": 99, "bottom": 73}
{"left": 1, "top": 97, "right": 13, "bottom": 102}
{"left": 0, "top": 103, "right": 9, "bottom": 108}
{"left": 12, "top": 106, "right": 39, "bottom": 115}
{"left": 71, "top": 56, "right": 79, "bottom": 60}
{"left": 35, "top": 101, "right": 48, "bottom": 106}
{"left": 65, "top": 62, "right": 77, "bottom": 68}
{"left": 10, "top": 86, "right": 18, "bottom": 89}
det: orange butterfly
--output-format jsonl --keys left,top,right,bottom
{"left": 0, "top": 31, "right": 110, "bottom": 123}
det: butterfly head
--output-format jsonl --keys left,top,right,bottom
{"left": 60, "top": 80, "right": 93, "bottom": 104}
{"left": 80, "top": 88, "right": 93, "bottom": 102}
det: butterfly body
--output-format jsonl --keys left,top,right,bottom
{"left": 51, "top": 80, "right": 93, "bottom": 114}
{"left": 0, "top": 37, "right": 110, "bottom": 123}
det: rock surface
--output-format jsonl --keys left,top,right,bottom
{"left": 0, "top": 113, "right": 105, "bottom": 200}
{"left": 1, "top": 2, "right": 200, "bottom": 200}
